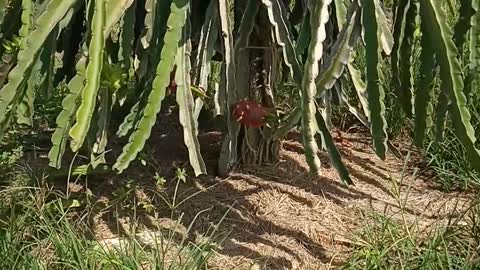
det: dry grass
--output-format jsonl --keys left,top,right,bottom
{"left": 50, "top": 128, "right": 471, "bottom": 270}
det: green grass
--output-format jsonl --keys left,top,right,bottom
{"left": 341, "top": 204, "right": 480, "bottom": 270}
{"left": 423, "top": 92, "right": 480, "bottom": 191}
{"left": 425, "top": 130, "right": 480, "bottom": 191}
{"left": 0, "top": 167, "right": 224, "bottom": 270}
{"left": 341, "top": 152, "right": 480, "bottom": 269}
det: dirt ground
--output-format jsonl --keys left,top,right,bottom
{"left": 42, "top": 119, "right": 472, "bottom": 270}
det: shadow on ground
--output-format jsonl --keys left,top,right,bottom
{"left": 36, "top": 118, "right": 471, "bottom": 270}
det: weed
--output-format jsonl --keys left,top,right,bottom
{"left": 342, "top": 152, "right": 480, "bottom": 269}
{"left": 426, "top": 133, "right": 480, "bottom": 191}
{"left": 341, "top": 206, "right": 480, "bottom": 270}
{"left": 424, "top": 93, "right": 480, "bottom": 191}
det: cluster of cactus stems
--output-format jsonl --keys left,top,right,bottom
{"left": 0, "top": 0, "right": 478, "bottom": 186}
